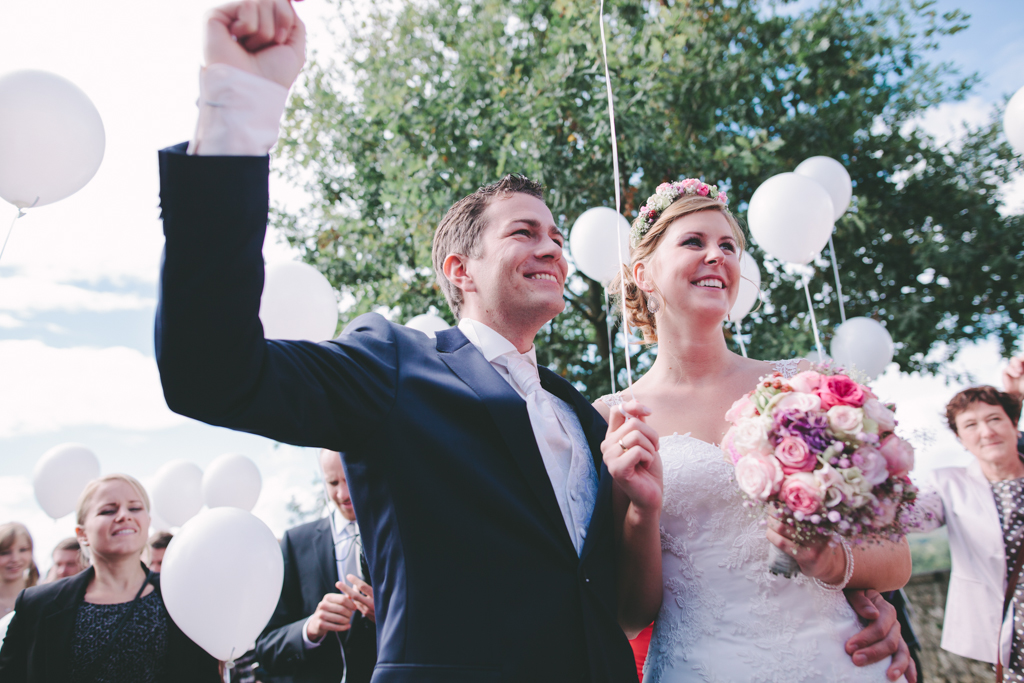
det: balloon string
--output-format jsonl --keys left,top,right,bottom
{"left": 802, "top": 275, "right": 825, "bottom": 359}
{"left": 598, "top": 0, "right": 635, "bottom": 400}
{"left": 828, "top": 235, "right": 846, "bottom": 324}
{"left": 223, "top": 649, "right": 235, "bottom": 683}
{"left": 0, "top": 207, "right": 27, "bottom": 265}
{"left": 733, "top": 320, "right": 748, "bottom": 358}
{"left": 604, "top": 286, "right": 616, "bottom": 393}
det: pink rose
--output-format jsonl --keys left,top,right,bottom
{"left": 774, "top": 392, "right": 822, "bottom": 413}
{"left": 681, "top": 178, "right": 700, "bottom": 192}
{"left": 878, "top": 435, "right": 915, "bottom": 477}
{"left": 817, "top": 375, "right": 866, "bottom": 410}
{"left": 863, "top": 399, "right": 896, "bottom": 433}
{"left": 735, "top": 454, "right": 784, "bottom": 501}
{"left": 697, "top": 183, "right": 710, "bottom": 196}
{"left": 725, "top": 394, "right": 758, "bottom": 423}
{"left": 656, "top": 182, "right": 674, "bottom": 194}
{"left": 774, "top": 436, "right": 817, "bottom": 474}
{"left": 717, "top": 192, "right": 728, "bottom": 204}
{"left": 788, "top": 370, "right": 823, "bottom": 394}
{"left": 826, "top": 405, "right": 864, "bottom": 436}
{"left": 851, "top": 446, "right": 889, "bottom": 485}
{"left": 780, "top": 472, "right": 824, "bottom": 516}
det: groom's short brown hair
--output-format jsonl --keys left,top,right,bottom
{"left": 432, "top": 174, "right": 544, "bottom": 319}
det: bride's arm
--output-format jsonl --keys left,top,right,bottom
{"left": 595, "top": 399, "right": 664, "bottom": 638}
{"left": 767, "top": 519, "right": 912, "bottom": 591}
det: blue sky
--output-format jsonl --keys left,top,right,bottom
{"left": 1, "top": 0, "right": 1022, "bottom": 572}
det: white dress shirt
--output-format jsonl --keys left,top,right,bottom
{"left": 189, "top": 64, "right": 288, "bottom": 157}
{"left": 458, "top": 318, "right": 598, "bottom": 554}
{"left": 302, "top": 508, "right": 363, "bottom": 649}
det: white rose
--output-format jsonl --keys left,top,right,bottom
{"left": 863, "top": 399, "right": 897, "bottom": 432}
{"left": 729, "top": 416, "right": 772, "bottom": 453}
{"left": 774, "top": 391, "right": 822, "bottom": 413}
{"left": 647, "top": 194, "right": 672, "bottom": 212}
{"left": 827, "top": 405, "right": 864, "bottom": 436}
{"left": 814, "top": 464, "right": 850, "bottom": 508}
{"left": 735, "top": 454, "right": 784, "bottom": 501}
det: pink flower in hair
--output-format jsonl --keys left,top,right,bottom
{"left": 680, "top": 178, "right": 700, "bottom": 192}
{"left": 718, "top": 192, "right": 728, "bottom": 204}
{"left": 656, "top": 182, "right": 674, "bottom": 194}
{"left": 697, "top": 184, "right": 710, "bottom": 196}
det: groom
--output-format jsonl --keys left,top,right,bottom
{"left": 155, "top": 1, "right": 914, "bottom": 681}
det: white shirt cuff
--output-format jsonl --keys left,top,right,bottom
{"left": 301, "top": 616, "right": 324, "bottom": 649}
{"left": 188, "top": 63, "right": 289, "bottom": 156}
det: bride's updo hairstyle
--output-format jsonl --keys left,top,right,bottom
{"left": 612, "top": 183, "right": 744, "bottom": 344}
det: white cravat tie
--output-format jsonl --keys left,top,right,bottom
{"left": 335, "top": 519, "right": 361, "bottom": 586}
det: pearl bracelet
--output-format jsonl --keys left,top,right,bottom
{"left": 812, "top": 536, "right": 854, "bottom": 591}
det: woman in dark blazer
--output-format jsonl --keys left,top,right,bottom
{"left": 0, "top": 474, "right": 218, "bottom": 683}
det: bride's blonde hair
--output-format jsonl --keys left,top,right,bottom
{"left": 611, "top": 195, "right": 745, "bottom": 344}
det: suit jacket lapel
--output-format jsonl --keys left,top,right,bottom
{"left": 42, "top": 567, "right": 94, "bottom": 680}
{"left": 436, "top": 328, "right": 575, "bottom": 554}
{"left": 313, "top": 517, "right": 338, "bottom": 594}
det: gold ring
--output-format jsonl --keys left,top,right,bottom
{"left": 618, "top": 439, "right": 627, "bottom": 452}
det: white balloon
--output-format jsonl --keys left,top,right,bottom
{"left": 794, "top": 156, "right": 853, "bottom": 221}
{"left": 729, "top": 251, "right": 762, "bottom": 322}
{"left": 405, "top": 313, "right": 450, "bottom": 338}
{"left": 32, "top": 443, "right": 100, "bottom": 519}
{"left": 804, "top": 349, "right": 830, "bottom": 364}
{"left": 830, "top": 317, "right": 894, "bottom": 381}
{"left": 569, "top": 207, "right": 631, "bottom": 284}
{"left": 747, "top": 173, "right": 835, "bottom": 265}
{"left": 260, "top": 261, "right": 339, "bottom": 342}
{"left": 202, "top": 454, "right": 262, "bottom": 512}
{"left": 161, "top": 508, "right": 284, "bottom": 662}
{"left": 0, "top": 70, "right": 105, "bottom": 209}
{"left": 1005, "top": 85, "right": 1024, "bottom": 156}
{"left": 151, "top": 460, "right": 204, "bottom": 528}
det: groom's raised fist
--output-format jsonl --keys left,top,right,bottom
{"left": 204, "top": 0, "right": 306, "bottom": 88}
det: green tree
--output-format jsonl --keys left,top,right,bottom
{"left": 275, "top": 0, "right": 1023, "bottom": 401}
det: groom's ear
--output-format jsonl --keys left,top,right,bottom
{"left": 443, "top": 253, "right": 476, "bottom": 295}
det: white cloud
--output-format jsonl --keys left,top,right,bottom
{"left": 903, "top": 97, "right": 993, "bottom": 148}
{"left": 0, "top": 276, "right": 154, "bottom": 313}
{"left": 0, "top": 340, "right": 185, "bottom": 437}
{"left": 0, "top": 313, "right": 23, "bottom": 328}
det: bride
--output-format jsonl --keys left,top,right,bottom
{"left": 596, "top": 179, "right": 913, "bottom": 682}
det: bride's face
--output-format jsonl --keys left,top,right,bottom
{"left": 640, "top": 210, "right": 740, "bottom": 325}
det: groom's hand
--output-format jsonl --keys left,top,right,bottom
{"left": 602, "top": 400, "right": 662, "bottom": 513}
{"left": 845, "top": 589, "right": 916, "bottom": 682}
{"left": 205, "top": 0, "right": 306, "bottom": 88}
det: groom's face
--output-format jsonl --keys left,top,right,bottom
{"left": 462, "top": 193, "right": 567, "bottom": 330}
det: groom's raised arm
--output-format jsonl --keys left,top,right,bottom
{"left": 156, "top": 0, "right": 396, "bottom": 451}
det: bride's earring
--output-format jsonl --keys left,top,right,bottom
{"left": 647, "top": 293, "right": 660, "bottom": 315}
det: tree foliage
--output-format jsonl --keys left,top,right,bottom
{"left": 275, "top": 0, "right": 1023, "bottom": 400}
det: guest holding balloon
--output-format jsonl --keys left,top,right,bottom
{"left": 0, "top": 474, "right": 219, "bottom": 682}
{"left": 0, "top": 523, "right": 39, "bottom": 620}
{"left": 903, "top": 386, "right": 1024, "bottom": 678}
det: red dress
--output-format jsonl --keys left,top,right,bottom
{"left": 629, "top": 624, "right": 653, "bottom": 681}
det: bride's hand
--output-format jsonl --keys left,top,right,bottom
{"left": 765, "top": 516, "right": 847, "bottom": 585}
{"left": 602, "top": 400, "right": 662, "bottom": 513}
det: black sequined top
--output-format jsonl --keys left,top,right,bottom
{"left": 68, "top": 589, "right": 168, "bottom": 683}
{"left": 992, "top": 477, "right": 1024, "bottom": 682}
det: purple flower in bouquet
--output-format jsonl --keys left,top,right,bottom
{"left": 775, "top": 410, "right": 831, "bottom": 453}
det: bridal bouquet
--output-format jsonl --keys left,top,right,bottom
{"left": 722, "top": 366, "right": 917, "bottom": 576}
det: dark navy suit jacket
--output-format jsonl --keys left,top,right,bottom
{"left": 256, "top": 517, "right": 377, "bottom": 683}
{"left": 155, "top": 143, "right": 637, "bottom": 683}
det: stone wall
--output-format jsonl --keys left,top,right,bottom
{"left": 904, "top": 570, "right": 993, "bottom": 682}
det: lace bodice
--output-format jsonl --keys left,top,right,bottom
{"left": 603, "top": 360, "right": 899, "bottom": 682}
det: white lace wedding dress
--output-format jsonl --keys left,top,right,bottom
{"left": 605, "top": 361, "right": 903, "bottom": 683}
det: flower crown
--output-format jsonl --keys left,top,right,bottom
{"left": 631, "top": 178, "right": 728, "bottom": 246}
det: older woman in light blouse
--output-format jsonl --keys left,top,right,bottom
{"left": 906, "top": 385, "right": 1024, "bottom": 677}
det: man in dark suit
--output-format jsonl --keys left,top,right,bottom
{"left": 257, "top": 449, "right": 376, "bottom": 683}
{"left": 155, "top": 2, "right": 913, "bottom": 681}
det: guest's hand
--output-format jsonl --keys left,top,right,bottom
{"left": 205, "top": 0, "right": 306, "bottom": 89}
{"left": 845, "top": 589, "right": 916, "bottom": 682}
{"left": 765, "top": 516, "right": 847, "bottom": 585}
{"left": 602, "top": 400, "right": 662, "bottom": 514}
{"left": 1003, "top": 355, "right": 1024, "bottom": 395}
{"left": 305, "top": 591, "right": 357, "bottom": 641}
{"left": 339, "top": 576, "right": 375, "bottom": 623}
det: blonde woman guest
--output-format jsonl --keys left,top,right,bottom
{"left": 904, "top": 386, "right": 1024, "bottom": 677}
{"left": 600, "top": 179, "right": 914, "bottom": 682}
{"left": 0, "top": 474, "right": 218, "bottom": 683}
{"left": 0, "top": 523, "right": 39, "bottom": 619}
